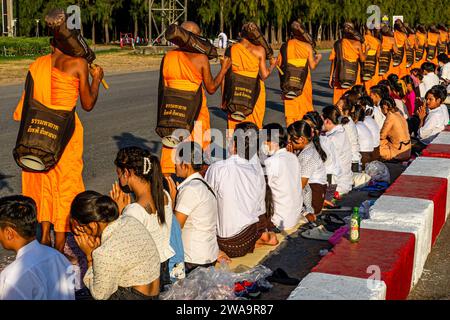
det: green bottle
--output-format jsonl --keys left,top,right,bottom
{"left": 350, "top": 207, "right": 360, "bottom": 243}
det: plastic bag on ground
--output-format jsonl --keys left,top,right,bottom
{"left": 160, "top": 264, "right": 273, "bottom": 300}
{"left": 364, "top": 161, "right": 390, "bottom": 183}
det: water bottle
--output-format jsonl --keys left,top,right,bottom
{"left": 350, "top": 207, "right": 360, "bottom": 243}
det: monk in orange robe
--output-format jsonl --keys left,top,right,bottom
{"left": 13, "top": 48, "right": 103, "bottom": 252}
{"left": 329, "top": 24, "right": 366, "bottom": 105}
{"left": 438, "top": 27, "right": 449, "bottom": 56}
{"left": 226, "top": 35, "right": 277, "bottom": 130}
{"left": 406, "top": 31, "right": 417, "bottom": 74}
{"left": 427, "top": 29, "right": 440, "bottom": 65}
{"left": 412, "top": 27, "right": 427, "bottom": 70}
{"left": 363, "top": 28, "right": 381, "bottom": 91}
{"left": 392, "top": 28, "right": 409, "bottom": 78}
{"left": 159, "top": 22, "right": 231, "bottom": 175}
{"left": 276, "top": 38, "right": 322, "bottom": 126}
{"left": 380, "top": 30, "right": 398, "bottom": 80}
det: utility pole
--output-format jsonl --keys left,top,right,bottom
{"left": 6, "top": 0, "right": 13, "bottom": 37}
{"left": 184, "top": 0, "right": 187, "bottom": 21}
{"left": 149, "top": 0, "right": 152, "bottom": 43}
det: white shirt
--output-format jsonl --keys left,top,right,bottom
{"left": 419, "top": 104, "right": 450, "bottom": 145}
{"left": 264, "top": 148, "right": 303, "bottom": 230}
{"left": 122, "top": 190, "right": 175, "bottom": 263}
{"left": 364, "top": 116, "right": 381, "bottom": 148}
{"left": 320, "top": 135, "right": 341, "bottom": 176}
{"left": 373, "top": 104, "right": 386, "bottom": 129}
{"left": 175, "top": 172, "right": 219, "bottom": 264}
{"left": 326, "top": 125, "right": 353, "bottom": 194}
{"left": 355, "top": 121, "right": 375, "bottom": 152}
{"left": 342, "top": 118, "right": 361, "bottom": 163}
{"left": 441, "top": 62, "right": 450, "bottom": 81}
{"left": 419, "top": 72, "right": 440, "bottom": 98}
{"left": 205, "top": 154, "right": 266, "bottom": 238}
{"left": 298, "top": 142, "right": 327, "bottom": 185}
{"left": 0, "top": 240, "right": 74, "bottom": 300}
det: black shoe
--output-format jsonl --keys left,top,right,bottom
{"left": 266, "top": 268, "right": 300, "bottom": 286}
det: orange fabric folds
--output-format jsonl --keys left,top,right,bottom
{"left": 13, "top": 55, "right": 84, "bottom": 233}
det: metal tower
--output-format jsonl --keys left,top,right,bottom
{"left": 148, "top": 0, "right": 188, "bottom": 45}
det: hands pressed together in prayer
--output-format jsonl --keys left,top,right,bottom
{"left": 109, "top": 181, "right": 131, "bottom": 214}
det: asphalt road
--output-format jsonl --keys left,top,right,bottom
{"left": 0, "top": 52, "right": 448, "bottom": 299}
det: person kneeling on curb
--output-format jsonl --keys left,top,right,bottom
{"left": 205, "top": 122, "right": 278, "bottom": 259}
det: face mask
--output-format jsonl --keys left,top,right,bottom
{"left": 261, "top": 143, "right": 275, "bottom": 156}
{"left": 119, "top": 173, "right": 132, "bottom": 194}
{"left": 119, "top": 183, "right": 132, "bottom": 194}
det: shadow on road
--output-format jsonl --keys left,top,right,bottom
{"left": 113, "top": 132, "right": 162, "bottom": 155}
{"left": 0, "top": 172, "right": 14, "bottom": 193}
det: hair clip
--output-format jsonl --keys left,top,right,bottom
{"left": 143, "top": 157, "right": 152, "bottom": 175}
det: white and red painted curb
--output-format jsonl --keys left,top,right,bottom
{"left": 288, "top": 130, "right": 450, "bottom": 300}
{"left": 287, "top": 272, "right": 386, "bottom": 300}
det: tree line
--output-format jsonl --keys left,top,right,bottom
{"left": 10, "top": 0, "right": 450, "bottom": 45}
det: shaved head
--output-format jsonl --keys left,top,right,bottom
{"left": 181, "top": 21, "right": 201, "bottom": 35}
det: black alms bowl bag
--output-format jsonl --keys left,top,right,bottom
{"left": 156, "top": 86, "right": 203, "bottom": 147}
{"left": 241, "top": 22, "right": 274, "bottom": 59}
{"left": 156, "top": 58, "right": 203, "bottom": 147}
{"left": 279, "top": 42, "right": 309, "bottom": 99}
{"left": 223, "top": 69, "right": 261, "bottom": 121}
{"left": 362, "top": 51, "right": 377, "bottom": 81}
{"left": 334, "top": 40, "right": 358, "bottom": 89}
{"left": 165, "top": 23, "right": 218, "bottom": 60}
{"left": 46, "top": 8, "right": 96, "bottom": 64}
{"left": 13, "top": 72, "right": 76, "bottom": 172}
{"left": 392, "top": 46, "right": 404, "bottom": 66}
{"left": 405, "top": 46, "right": 414, "bottom": 67}
{"left": 378, "top": 50, "right": 391, "bottom": 75}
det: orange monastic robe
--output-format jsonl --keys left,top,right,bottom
{"left": 412, "top": 32, "right": 427, "bottom": 70}
{"left": 227, "top": 43, "right": 266, "bottom": 130}
{"left": 160, "top": 50, "right": 210, "bottom": 174}
{"left": 363, "top": 34, "right": 381, "bottom": 90}
{"left": 392, "top": 31, "right": 409, "bottom": 78}
{"left": 330, "top": 39, "right": 362, "bottom": 105}
{"left": 13, "top": 55, "right": 84, "bottom": 233}
{"left": 380, "top": 35, "right": 396, "bottom": 80}
{"left": 427, "top": 32, "right": 439, "bottom": 65}
{"left": 406, "top": 33, "right": 417, "bottom": 74}
{"left": 439, "top": 30, "right": 449, "bottom": 55}
{"left": 279, "top": 39, "right": 314, "bottom": 126}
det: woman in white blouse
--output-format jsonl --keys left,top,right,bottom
{"left": 357, "top": 96, "right": 381, "bottom": 161}
{"left": 352, "top": 104, "right": 375, "bottom": 169}
{"left": 110, "top": 147, "right": 174, "bottom": 290}
{"left": 322, "top": 106, "right": 354, "bottom": 196}
{"left": 303, "top": 111, "right": 341, "bottom": 180}
{"left": 287, "top": 120, "right": 328, "bottom": 221}
{"left": 335, "top": 93, "right": 361, "bottom": 172}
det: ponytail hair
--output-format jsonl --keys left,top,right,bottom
{"left": 287, "top": 120, "right": 327, "bottom": 162}
{"left": 352, "top": 104, "right": 366, "bottom": 122}
{"left": 303, "top": 111, "right": 324, "bottom": 134}
{"left": 380, "top": 97, "right": 398, "bottom": 113}
{"left": 264, "top": 176, "right": 274, "bottom": 220}
{"left": 322, "top": 105, "right": 342, "bottom": 125}
{"left": 114, "top": 147, "right": 166, "bottom": 225}
{"left": 357, "top": 95, "right": 375, "bottom": 117}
